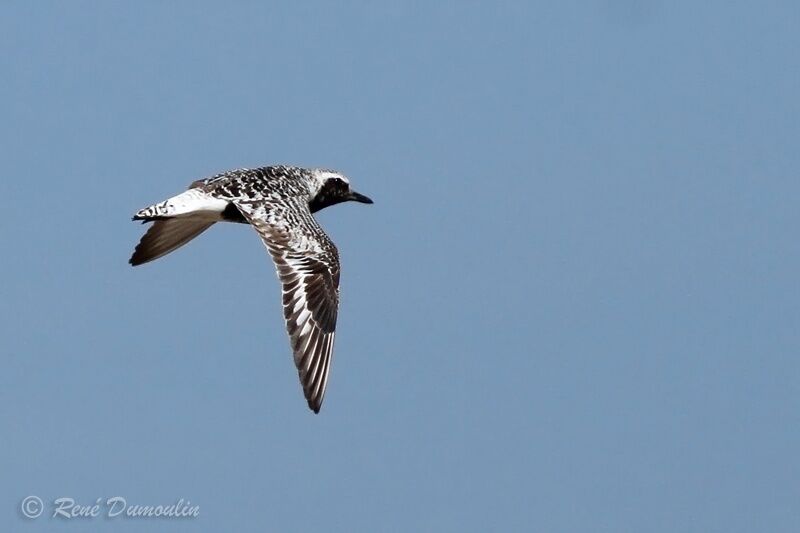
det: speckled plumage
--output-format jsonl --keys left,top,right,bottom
{"left": 129, "top": 165, "right": 373, "bottom": 413}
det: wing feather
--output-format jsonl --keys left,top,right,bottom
{"left": 129, "top": 217, "right": 215, "bottom": 266}
{"left": 234, "top": 199, "right": 340, "bottom": 413}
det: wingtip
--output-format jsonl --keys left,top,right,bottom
{"left": 308, "top": 399, "right": 322, "bottom": 414}
{"left": 129, "top": 252, "right": 144, "bottom": 266}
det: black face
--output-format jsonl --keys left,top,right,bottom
{"left": 309, "top": 178, "right": 373, "bottom": 213}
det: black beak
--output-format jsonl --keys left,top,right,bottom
{"left": 348, "top": 191, "right": 374, "bottom": 204}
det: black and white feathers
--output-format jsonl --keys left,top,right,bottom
{"left": 130, "top": 165, "right": 373, "bottom": 413}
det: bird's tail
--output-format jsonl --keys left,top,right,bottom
{"left": 130, "top": 188, "right": 228, "bottom": 265}
{"left": 132, "top": 189, "right": 226, "bottom": 221}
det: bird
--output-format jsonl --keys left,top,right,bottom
{"left": 129, "top": 165, "right": 373, "bottom": 413}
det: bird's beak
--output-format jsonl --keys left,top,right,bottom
{"left": 348, "top": 190, "right": 374, "bottom": 204}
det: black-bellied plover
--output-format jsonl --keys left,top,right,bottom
{"left": 129, "top": 165, "right": 373, "bottom": 413}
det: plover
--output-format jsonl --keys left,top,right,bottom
{"left": 129, "top": 165, "right": 373, "bottom": 413}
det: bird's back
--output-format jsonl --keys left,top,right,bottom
{"left": 192, "top": 166, "right": 312, "bottom": 204}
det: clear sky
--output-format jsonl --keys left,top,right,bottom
{"left": 1, "top": 2, "right": 798, "bottom": 532}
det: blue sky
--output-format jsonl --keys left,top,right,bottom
{"left": 1, "top": 2, "right": 798, "bottom": 532}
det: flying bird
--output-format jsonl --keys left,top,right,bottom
{"left": 129, "top": 165, "right": 373, "bottom": 413}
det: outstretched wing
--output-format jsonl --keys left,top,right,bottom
{"left": 235, "top": 198, "right": 340, "bottom": 413}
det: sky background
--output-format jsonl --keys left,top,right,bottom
{"left": 1, "top": 2, "right": 799, "bottom": 532}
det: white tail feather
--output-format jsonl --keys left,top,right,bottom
{"left": 134, "top": 189, "right": 228, "bottom": 220}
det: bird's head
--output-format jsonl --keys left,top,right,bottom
{"left": 308, "top": 169, "right": 373, "bottom": 213}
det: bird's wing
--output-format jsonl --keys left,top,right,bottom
{"left": 129, "top": 217, "right": 215, "bottom": 266}
{"left": 234, "top": 198, "right": 340, "bottom": 413}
